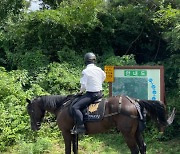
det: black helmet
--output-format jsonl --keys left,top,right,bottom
{"left": 84, "top": 52, "right": 96, "bottom": 65}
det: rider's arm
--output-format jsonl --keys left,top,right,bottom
{"left": 80, "top": 84, "right": 86, "bottom": 93}
{"left": 102, "top": 70, "right": 106, "bottom": 81}
{"left": 79, "top": 71, "right": 87, "bottom": 93}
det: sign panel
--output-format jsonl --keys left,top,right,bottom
{"left": 109, "top": 66, "right": 165, "bottom": 102}
{"left": 104, "top": 65, "right": 114, "bottom": 82}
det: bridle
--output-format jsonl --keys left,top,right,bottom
{"left": 28, "top": 102, "right": 42, "bottom": 129}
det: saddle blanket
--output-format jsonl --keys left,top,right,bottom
{"left": 82, "top": 99, "right": 106, "bottom": 122}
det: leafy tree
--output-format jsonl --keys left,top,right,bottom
{"left": 0, "top": 0, "right": 104, "bottom": 70}
{"left": 0, "top": 0, "right": 26, "bottom": 21}
{"left": 39, "top": 0, "right": 63, "bottom": 9}
{"left": 108, "top": 4, "right": 163, "bottom": 63}
{"left": 0, "top": 0, "right": 29, "bottom": 69}
{"left": 152, "top": 5, "right": 180, "bottom": 52}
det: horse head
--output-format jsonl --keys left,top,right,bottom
{"left": 26, "top": 98, "right": 45, "bottom": 131}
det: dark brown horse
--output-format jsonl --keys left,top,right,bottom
{"left": 26, "top": 94, "right": 175, "bottom": 154}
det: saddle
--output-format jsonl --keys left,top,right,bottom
{"left": 69, "top": 96, "right": 106, "bottom": 122}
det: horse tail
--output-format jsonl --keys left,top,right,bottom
{"left": 138, "top": 100, "right": 168, "bottom": 126}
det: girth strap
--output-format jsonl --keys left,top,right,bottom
{"left": 126, "top": 96, "right": 143, "bottom": 120}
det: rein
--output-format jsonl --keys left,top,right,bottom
{"left": 56, "top": 95, "right": 78, "bottom": 112}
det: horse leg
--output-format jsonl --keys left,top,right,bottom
{"left": 72, "top": 134, "right": 78, "bottom": 154}
{"left": 123, "top": 133, "right": 139, "bottom": 154}
{"left": 62, "top": 131, "right": 72, "bottom": 154}
{"left": 135, "top": 131, "right": 146, "bottom": 154}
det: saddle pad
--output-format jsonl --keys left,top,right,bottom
{"left": 83, "top": 99, "right": 106, "bottom": 122}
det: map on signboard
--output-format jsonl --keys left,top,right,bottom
{"left": 113, "top": 77, "right": 148, "bottom": 99}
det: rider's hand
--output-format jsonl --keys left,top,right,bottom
{"left": 76, "top": 92, "right": 83, "bottom": 96}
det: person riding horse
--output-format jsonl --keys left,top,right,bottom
{"left": 71, "top": 52, "right": 106, "bottom": 134}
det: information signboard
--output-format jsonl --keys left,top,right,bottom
{"left": 104, "top": 66, "right": 114, "bottom": 82}
{"left": 107, "top": 66, "right": 165, "bottom": 102}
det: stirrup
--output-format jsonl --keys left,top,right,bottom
{"left": 71, "top": 125, "right": 86, "bottom": 134}
{"left": 71, "top": 126, "right": 76, "bottom": 134}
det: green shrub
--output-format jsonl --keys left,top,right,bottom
{"left": 34, "top": 62, "right": 80, "bottom": 94}
{"left": 162, "top": 54, "right": 180, "bottom": 90}
{"left": 0, "top": 67, "right": 49, "bottom": 151}
{"left": 18, "top": 137, "right": 52, "bottom": 154}
{"left": 17, "top": 50, "right": 50, "bottom": 71}
{"left": 102, "top": 54, "right": 136, "bottom": 66}
{"left": 57, "top": 47, "right": 84, "bottom": 68}
{"left": 0, "top": 68, "right": 29, "bottom": 151}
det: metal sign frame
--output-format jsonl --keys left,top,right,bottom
{"left": 108, "top": 66, "right": 165, "bottom": 102}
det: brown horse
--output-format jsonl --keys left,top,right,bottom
{"left": 26, "top": 94, "right": 175, "bottom": 154}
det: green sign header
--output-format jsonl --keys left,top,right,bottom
{"left": 124, "top": 70, "right": 147, "bottom": 77}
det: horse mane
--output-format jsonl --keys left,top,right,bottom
{"left": 39, "top": 95, "right": 70, "bottom": 110}
{"left": 138, "top": 100, "right": 167, "bottom": 126}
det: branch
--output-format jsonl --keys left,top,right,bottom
{"left": 125, "top": 27, "right": 144, "bottom": 55}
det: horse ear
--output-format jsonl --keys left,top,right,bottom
{"left": 26, "top": 98, "right": 31, "bottom": 104}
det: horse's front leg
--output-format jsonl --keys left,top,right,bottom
{"left": 72, "top": 134, "right": 78, "bottom": 154}
{"left": 62, "top": 130, "right": 72, "bottom": 154}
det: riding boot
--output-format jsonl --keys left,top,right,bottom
{"left": 71, "top": 124, "right": 86, "bottom": 134}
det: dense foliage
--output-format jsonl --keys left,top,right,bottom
{"left": 0, "top": 0, "right": 179, "bottom": 152}
{"left": 0, "top": 0, "right": 26, "bottom": 21}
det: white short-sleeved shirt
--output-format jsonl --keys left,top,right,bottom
{"left": 80, "top": 64, "right": 106, "bottom": 92}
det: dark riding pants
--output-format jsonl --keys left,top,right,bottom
{"left": 72, "top": 91, "right": 102, "bottom": 126}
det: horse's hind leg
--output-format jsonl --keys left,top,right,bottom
{"left": 135, "top": 130, "right": 146, "bottom": 154}
{"left": 123, "top": 133, "right": 139, "bottom": 154}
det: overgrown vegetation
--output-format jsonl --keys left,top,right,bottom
{"left": 0, "top": 0, "right": 179, "bottom": 153}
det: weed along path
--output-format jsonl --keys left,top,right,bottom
{"left": 2, "top": 134, "right": 180, "bottom": 153}
{"left": 49, "top": 135, "right": 180, "bottom": 154}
